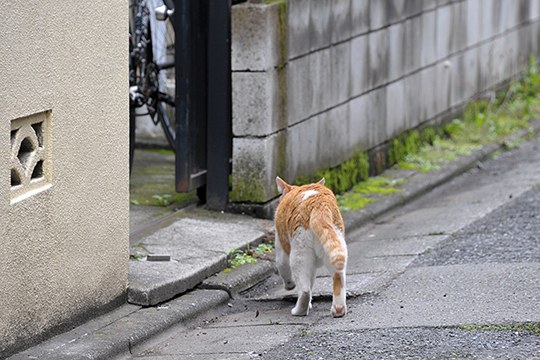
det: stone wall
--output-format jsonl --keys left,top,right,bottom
{"left": 230, "top": 0, "right": 540, "bottom": 206}
{"left": 0, "top": 0, "right": 128, "bottom": 356}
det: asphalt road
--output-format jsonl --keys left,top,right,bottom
{"left": 413, "top": 188, "right": 540, "bottom": 266}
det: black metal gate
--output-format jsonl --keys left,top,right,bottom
{"left": 174, "top": 0, "right": 232, "bottom": 211}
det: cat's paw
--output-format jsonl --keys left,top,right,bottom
{"left": 291, "top": 306, "right": 309, "bottom": 316}
{"left": 291, "top": 291, "right": 310, "bottom": 316}
{"left": 284, "top": 281, "right": 296, "bottom": 291}
{"left": 331, "top": 304, "right": 347, "bottom": 318}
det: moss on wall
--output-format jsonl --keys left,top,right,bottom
{"left": 230, "top": 154, "right": 268, "bottom": 203}
{"left": 230, "top": 177, "right": 267, "bottom": 203}
{"left": 295, "top": 151, "right": 370, "bottom": 195}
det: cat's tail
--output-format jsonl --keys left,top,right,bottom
{"left": 309, "top": 206, "right": 347, "bottom": 271}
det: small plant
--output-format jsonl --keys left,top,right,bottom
{"left": 254, "top": 243, "right": 274, "bottom": 256}
{"left": 130, "top": 252, "right": 145, "bottom": 261}
{"left": 226, "top": 242, "right": 275, "bottom": 269}
{"left": 228, "top": 249, "right": 257, "bottom": 268}
{"left": 152, "top": 194, "right": 172, "bottom": 207}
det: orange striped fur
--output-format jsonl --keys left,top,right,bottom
{"left": 274, "top": 177, "right": 347, "bottom": 317}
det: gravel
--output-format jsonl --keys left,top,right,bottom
{"left": 263, "top": 326, "right": 540, "bottom": 360}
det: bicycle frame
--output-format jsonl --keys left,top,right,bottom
{"left": 129, "top": 0, "right": 176, "bottom": 152}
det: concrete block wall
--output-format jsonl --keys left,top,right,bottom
{"left": 231, "top": 0, "right": 540, "bottom": 204}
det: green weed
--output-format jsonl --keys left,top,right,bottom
{"left": 352, "top": 177, "right": 404, "bottom": 195}
{"left": 152, "top": 194, "right": 173, "bottom": 207}
{"left": 253, "top": 243, "right": 274, "bottom": 256}
{"left": 130, "top": 252, "right": 145, "bottom": 261}
{"left": 228, "top": 250, "right": 257, "bottom": 268}
{"left": 396, "top": 59, "right": 540, "bottom": 174}
{"left": 337, "top": 193, "right": 375, "bottom": 211}
{"left": 227, "top": 242, "right": 275, "bottom": 269}
{"left": 337, "top": 176, "right": 402, "bottom": 211}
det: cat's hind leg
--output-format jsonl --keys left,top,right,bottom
{"left": 289, "top": 241, "right": 317, "bottom": 316}
{"left": 321, "top": 227, "right": 347, "bottom": 317}
{"left": 331, "top": 271, "right": 347, "bottom": 317}
{"left": 275, "top": 234, "right": 295, "bottom": 290}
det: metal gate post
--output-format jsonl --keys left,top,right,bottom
{"left": 206, "top": 0, "right": 232, "bottom": 210}
{"left": 175, "top": 0, "right": 208, "bottom": 193}
{"left": 175, "top": 0, "right": 232, "bottom": 209}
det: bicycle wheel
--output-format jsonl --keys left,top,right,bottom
{"left": 129, "top": 0, "right": 176, "bottom": 156}
{"left": 156, "top": 93, "right": 176, "bottom": 151}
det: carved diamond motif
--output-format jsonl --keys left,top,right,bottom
{"left": 10, "top": 112, "right": 50, "bottom": 201}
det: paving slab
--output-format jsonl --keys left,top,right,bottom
{"left": 136, "top": 324, "right": 305, "bottom": 358}
{"left": 348, "top": 234, "right": 448, "bottom": 257}
{"left": 251, "top": 229, "right": 446, "bottom": 303}
{"left": 253, "top": 270, "right": 396, "bottom": 302}
{"left": 321, "top": 263, "right": 540, "bottom": 331}
{"left": 205, "top": 307, "right": 317, "bottom": 328}
{"left": 129, "top": 215, "right": 272, "bottom": 306}
{"left": 347, "top": 254, "right": 418, "bottom": 275}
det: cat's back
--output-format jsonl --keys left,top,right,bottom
{"left": 275, "top": 182, "right": 331, "bottom": 216}
{"left": 275, "top": 183, "right": 343, "bottom": 241}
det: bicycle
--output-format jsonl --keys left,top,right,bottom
{"left": 129, "top": 0, "right": 176, "bottom": 171}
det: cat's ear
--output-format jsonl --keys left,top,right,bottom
{"left": 276, "top": 176, "right": 291, "bottom": 195}
{"left": 318, "top": 177, "right": 326, "bottom": 186}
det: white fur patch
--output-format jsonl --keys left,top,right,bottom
{"left": 333, "top": 225, "right": 348, "bottom": 255}
{"left": 302, "top": 190, "right": 319, "bottom": 200}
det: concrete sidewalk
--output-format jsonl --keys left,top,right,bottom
{"left": 8, "top": 123, "right": 540, "bottom": 360}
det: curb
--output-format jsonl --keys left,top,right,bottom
{"left": 200, "top": 259, "right": 277, "bottom": 298}
{"left": 9, "top": 290, "right": 230, "bottom": 360}
{"left": 127, "top": 213, "right": 273, "bottom": 307}
{"left": 10, "top": 122, "right": 540, "bottom": 360}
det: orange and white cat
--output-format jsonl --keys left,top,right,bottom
{"left": 274, "top": 177, "right": 347, "bottom": 317}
